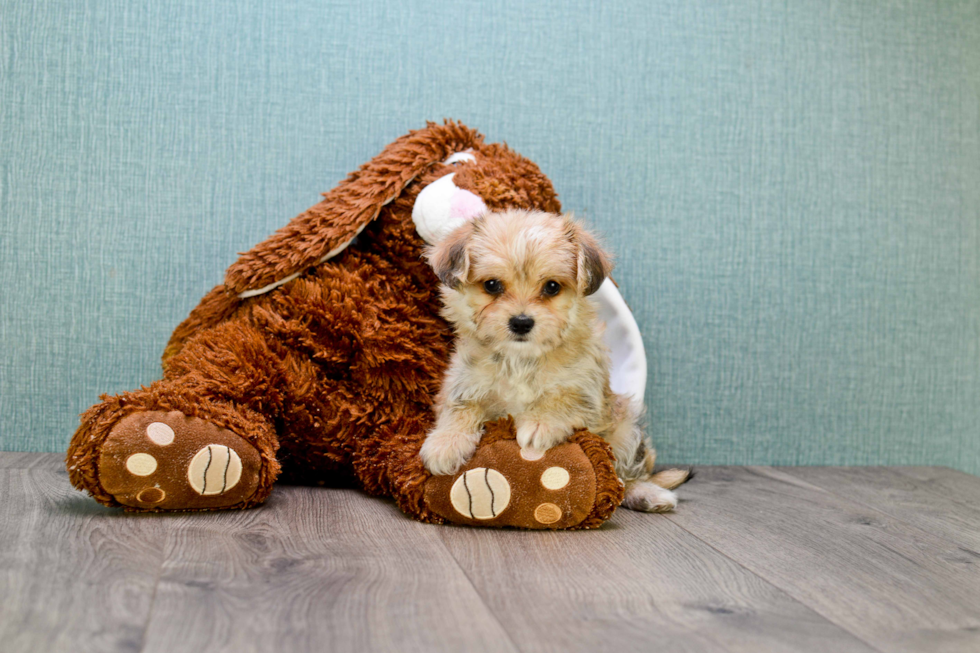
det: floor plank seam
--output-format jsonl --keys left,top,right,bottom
{"left": 134, "top": 565, "right": 164, "bottom": 653}
{"left": 432, "top": 530, "right": 525, "bottom": 653}
{"left": 776, "top": 467, "right": 980, "bottom": 555}
{"left": 661, "top": 512, "right": 889, "bottom": 653}
{"left": 608, "top": 511, "right": 855, "bottom": 653}
{"left": 132, "top": 518, "right": 170, "bottom": 653}
{"left": 889, "top": 467, "right": 980, "bottom": 514}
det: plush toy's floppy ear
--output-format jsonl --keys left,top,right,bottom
{"left": 226, "top": 121, "right": 485, "bottom": 298}
{"left": 568, "top": 217, "right": 612, "bottom": 296}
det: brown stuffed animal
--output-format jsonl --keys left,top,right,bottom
{"left": 66, "top": 121, "right": 627, "bottom": 529}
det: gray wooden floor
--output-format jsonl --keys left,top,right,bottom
{"left": 3, "top": 453, "right": 979, "bottom": 653}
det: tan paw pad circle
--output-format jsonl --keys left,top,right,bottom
{"left": 146, "top": 422, "right": 175, "bottom": 446}
{"left": 534, "top": 502, "right": 563, "bottom": 524}
{"left": 540, "top": 466, "right": 570, "bottom": 490}
{"left": 450, "top": 468, "right": 511, "bottom": 520}
{"left": 126, "top": 453, "right": 158, "bottom": 476}
{"left": 137, "top": 487, "right": 166, "bottom": 504}
{"left": 187, "top": 445, "right": 243, "bottom": 496}
{"left": 520, "top": 448, "right": 545, "bottom": 461}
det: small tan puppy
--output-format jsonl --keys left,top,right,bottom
{"left": 420, "top": 209, "right": 687, "bottom": 512}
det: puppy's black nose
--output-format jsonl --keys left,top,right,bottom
{"left": 508, "top": 314, "right": 535, "bottom": 335}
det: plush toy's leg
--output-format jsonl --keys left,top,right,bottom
{"left": 393, "top": 418, "right": 625, "bottom": 530}
{"left": 67, "top": 320, "right": 285, "bottom": 511}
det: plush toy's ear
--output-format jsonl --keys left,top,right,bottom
{"left": 568, "top": 217, "right": 613, "bottom": 296}
{"left": 426, "top": 219, "right": 475, "bottom": 290}
{"left": 227, "top": 121, "right": 485, "bottom": 297}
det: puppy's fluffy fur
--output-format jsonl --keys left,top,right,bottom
{"left": 420, "top": 209, "right": 688, "bottom": 512}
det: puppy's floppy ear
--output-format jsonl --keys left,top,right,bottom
{"left": 568, "top": 217, "right": 612, "bottom": 296}
{"left": 427, "top": 220, "right": 475, "bottom": 290}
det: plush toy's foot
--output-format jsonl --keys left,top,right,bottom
{"left": 95, "top": 410, "right": 266, "bottom": 511}
{"left": 422, "top": 421, "right": 624, "bottom": 530}
{"left": 68, "top": 383, "right": 282, "bottom": 511}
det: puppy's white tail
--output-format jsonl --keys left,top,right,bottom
{"left": 641, "top": 447, "right": 693, "bottom": 490}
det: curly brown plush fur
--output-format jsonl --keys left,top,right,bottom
{"left": 66, "top": 121, "right": 623, "bottom": 529}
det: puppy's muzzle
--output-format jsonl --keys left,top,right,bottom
{"left": 508, "top": 314, "right": 535, "bottom": 336}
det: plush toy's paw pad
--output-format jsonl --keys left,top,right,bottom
{"left": 424, "top": 440, "right": 598, "bottom": 529}
{"left": 98, "top": 411, "right": 263, "bottom": 511}
{"left": 449, "top": 468, "right": 512, "bottom": 520}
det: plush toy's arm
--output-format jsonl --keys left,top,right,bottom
{"left": 224, "top": 121, "right": 484, "bottom": 297}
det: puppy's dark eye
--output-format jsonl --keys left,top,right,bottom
{"left": 483, "top": 279, "right": 504, "bottom": 295}
{"left": 542, "top": 280, "right": 561, "bottom": 297}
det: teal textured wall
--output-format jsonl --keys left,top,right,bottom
{"left": 1, "top": 1, "right": 978, "bottom": 473}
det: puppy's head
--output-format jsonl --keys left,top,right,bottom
{"left": 427, "top": 209, "right": 612, "bottom": 356}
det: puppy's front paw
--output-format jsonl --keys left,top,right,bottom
{"left": 623, "top": 480, "right": 678, "bottom": 513}
{"left": 516, "top": 420, "right": 573, "bottom": 453}
{"left": 420, "top": 427, "right": 480, "bottom": 476}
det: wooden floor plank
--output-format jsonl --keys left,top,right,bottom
{"left": 0, "top": 455, "right": 168, "bottom": 653}
{"left": 668, "top": 467, "right": 980, "bottom": 653}
{"left": 140, "top": 485, "right": 518, "bottom": 653}
{"left": 784, "top": 467, "right": 980, "bottom": 553}
{"left": 893, "top": 467, "right": 980, "bottom": 513}
{"left": 0, "top": 451, "right": 63, "bottom": 469}
{"left": 438, "top": 508, "right": 878, "bottom": 653}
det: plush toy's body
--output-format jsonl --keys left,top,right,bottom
{"left": 67, "top": 122, "right": 626, "bottom": 528}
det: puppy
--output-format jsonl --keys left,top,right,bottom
{"left": 420, "top": 209, "right": 688, "bottom": 512}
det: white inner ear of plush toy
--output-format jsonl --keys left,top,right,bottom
{"left": 238, "top": 221, "right": 371, "bottom": 298}
{"left": 590, "top": 279, "right": 648, "bottom": 410}
{"left": 443, "top": 151, "right": 476, "bottom": 165}
{"left": 412, "top": 173, "right": 487, "bottom": 245}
